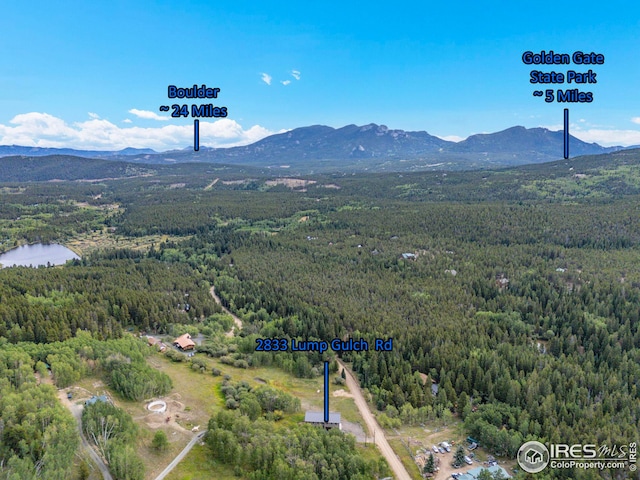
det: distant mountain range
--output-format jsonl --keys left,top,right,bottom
{"left": 0, "top": 145, "right": 157, "bottom": 158}
{"left": 0, "top": 124, "right": 632, "bottom": 173}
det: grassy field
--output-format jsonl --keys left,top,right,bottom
{"left": 384, "top": 420, "right": 462, "bottom": 478}
{"left": 67, "top": 363, "right": 520, "bottom": 480}
{"left": 164, "top": 443, "right": 238, "bottom": 480}
{"left": 67, "top": 230, "right": 189, "bottom": 256}
{"left": 65, "top": 347, "right": 391, "bottom": 479}
{"left": 67, "top": 358, "right": 226, "bottom": 479}
{"left": 65, "top": 374, "right": 196, "bottom": 479}
{"left": 388, "top": 420, "right": 466, "bottom": 449}
{"left": 145, "top": 350, "right": 388, "bottom": 478}
{"left": 387, "top": 438, "right": 423, "bottom": 479}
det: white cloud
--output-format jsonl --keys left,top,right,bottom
{"left": 0, "top": 112, "right": 276, "bottom": 151}
{"left": 570, "top": 129, "right": 640, "bottom": 147}
{"left": 88, "top": 112, "right": 100, "bottom": 119}
{"left": 632, "top": 117, "right": 640, "bottom": 125}
{"left": 260, "top": 73, "right": 272, "bottom": 85}
{"left": 436, "top": 135, "right": 464, "bottom": 142}
{"left": 122, "top": 118, "right": 132, "bottom": 124}
{"left": 281, "top": 80, "right": 291, "bottom": 86}
{"left": 540, "top": 120, "right": 640, "bottom": 147}
{"left": 540, "top": 122, "right": 640, "bottom": 146}
{"left": 128, "top": 109, "right": 170, "bottom": 121}
{"left": 291, "top": 70, "right": 301, "bottom": 80}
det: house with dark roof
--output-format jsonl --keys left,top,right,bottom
{"left": 304, "top": 411, "right": 341, "bottom": 430}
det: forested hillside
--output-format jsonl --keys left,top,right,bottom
{"left": 1, "top": 151, "right": 639, "bottom": 479}
{"left": 199, "top": 203, "right": 640, "bottom": 453}
{"left": 0, "top": 258, "right": 219, "bottom": 342}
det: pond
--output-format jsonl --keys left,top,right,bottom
{"left": 0, "top": 243, "right": 80, "bottom": 268}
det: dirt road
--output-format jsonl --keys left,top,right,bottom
{"left": 154, "top": 431, "right": 207, "bottom": 480}
{"left": 58, "top": 391, "right": 114, "bottom": 480}
{"left": 209, "top": 285, "right": 243, "bottom": 337}
{"left": 204, "top": 178, "right": 219, "bottom": 190}
{"left": 337, "top": 360, "right": 413, "bottom": 480}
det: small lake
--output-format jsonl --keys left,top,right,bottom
{"left": 0, "top": 243, "right": 80, "bottom": 268}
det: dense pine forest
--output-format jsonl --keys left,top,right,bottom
{"left": 1, "top": 150, "right": 639, "bottom": 479}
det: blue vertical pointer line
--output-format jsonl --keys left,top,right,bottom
{"left": 194, "top": 119, "right": 200, "bottom": 152}
{"left": 563, "top": 109, "right": 569, "bottom": 159}
{"left": 324, "top": 361, "right": 329, "bottom": 423}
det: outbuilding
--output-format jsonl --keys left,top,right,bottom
{"left": 304, "top": 411, "right": 342, "bottom": 430}
{"left": 85, "top": 395, "right": 109, "bottom": 406}
{"left": 457, "top": 465, "right": 511, "bottom": 479}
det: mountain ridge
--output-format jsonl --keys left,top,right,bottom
{"left": 2, "top": 146, "right": 640, "bottom": 184}
{"left": 0, "top": 145, "right": 157, "bottom": 158}
{"left": 0, "top": 124, "right": 630, "bottom": 173}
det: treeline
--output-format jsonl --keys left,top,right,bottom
{"left": 0, "top": 181, "right": 112, "bottom": 254}
{"left": 305, "top": 149, "right": 640, "bottom": 202}
{"left": 82, "top": 401, "right": 144, "bottom": 480}
{"left": 0, "top": 155, "right": 154, "bottom": 182}
{"left": 0, "top": 256, "right": 219, "bottom": 342}
{"left": 20, "top": 332, "right": 172, "bottom": 397}
{"left": 206, "top": 410, "right": 389, "bottom": 479}
{"left": 107, "top": 356, "right": 172, "bottom": 401}
{"left": 0, "top": 205, "right": 104, "bottom": 253}
{"left": 220, "top": 378, "right": 300, "bottom": 420}
{"left": 111, "top": 189, "right": 323, "bottom": 236}
{"left": 0, "top": 182, "right": 107, "bottom": 207}
{"left": 0, "top": 342, "right": 78, "bottom": 480}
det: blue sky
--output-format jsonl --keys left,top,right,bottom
{"left": 1, "top": 0, "right": 639, "bottom": 150}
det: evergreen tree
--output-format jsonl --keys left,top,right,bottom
{"left": 424, "top": 453, "right": 435, "bottom": 474}
{"left": 453, "top": 445, "right": 466, "bottom": 467}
